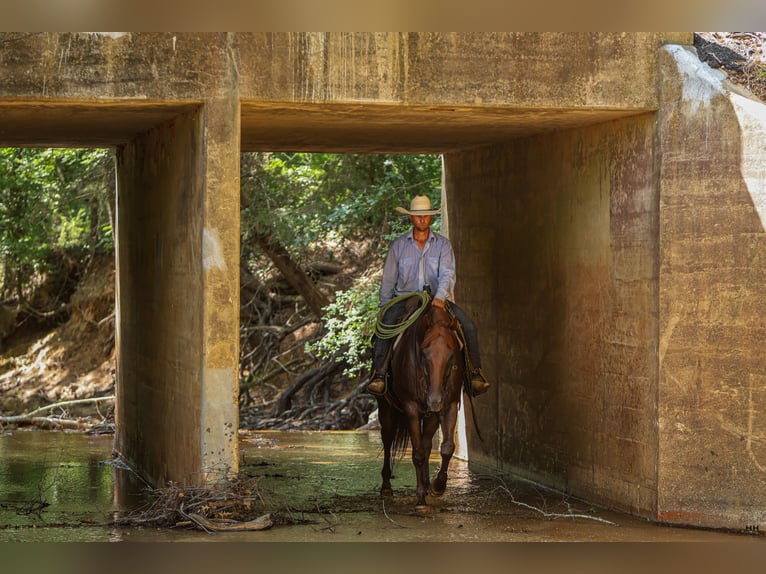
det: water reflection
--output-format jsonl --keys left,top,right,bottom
{"left": 238, "top": 430, "right": 477, "bottom": 514}
{"left": 0, "top": 430, "right": 116, "bottom": 541}
{"left": 0, "top": 429, "right": 757, "bottom": 542}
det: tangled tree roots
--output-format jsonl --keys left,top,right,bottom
{"left": 113, "top": 475, "right": 311, "bottom": 532}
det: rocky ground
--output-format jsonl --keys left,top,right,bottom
{"left": 694, "top": 32, "right": 766, "bottom": 100}
{"left": 2, "top": 32, "right": 765, "bottom": 432}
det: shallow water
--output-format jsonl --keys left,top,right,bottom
{"left": 0, "top": 429, "right": 762, "bottom": 542}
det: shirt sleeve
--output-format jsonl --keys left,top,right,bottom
{"left": 378, "top": 242, "right": 399, "bottom": 307}
{"left": 435, "top": 237, "right": 456, "bottom": 302}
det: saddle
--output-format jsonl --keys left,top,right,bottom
{"left": 385, "top": 298, "right": 471, "bottom": 393}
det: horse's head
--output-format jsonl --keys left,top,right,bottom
{"left": 419, "top": 305, "right": 461, "bottom": 414}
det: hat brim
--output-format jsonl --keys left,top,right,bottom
{"left": 395, "top": 206, "right": 442, "bottom": 215}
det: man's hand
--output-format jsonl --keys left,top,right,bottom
{"left": 432, "top": 298, "right": 445, "bottom": 309}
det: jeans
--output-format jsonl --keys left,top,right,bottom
{"left": 371, "top": 299, "right": 482, "bottom": 374}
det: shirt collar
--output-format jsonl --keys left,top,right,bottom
{"left": 407, "top": 230, "right": 434, "bottom": 242}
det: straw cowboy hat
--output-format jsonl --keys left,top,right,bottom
{"left": 395, "top": 195, "right": 442, "bottom": 216}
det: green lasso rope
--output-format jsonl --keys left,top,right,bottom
{"left": 374, "top": 290, "right": 431, "bottom": 339}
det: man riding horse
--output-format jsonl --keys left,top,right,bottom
{"left": 367, "top": 195, "right": 491, "bottom": 398}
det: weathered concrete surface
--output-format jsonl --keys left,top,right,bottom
{"left": 1, "top": 33, "right": 688, "bottom": 152}
{"left": 445, "top": 113, "right": 659, "bottom": 520}
{"left": 9, "top": 32, "right": 764, "bottom": 534}
{"left": 238, "top": 32, "right": 686, "bottom": 152}
{"left": 199, "top": 92, "right": 241, "bottom": 481}
{"left": 657, "top": 45, "right": 766, "bottom": 530}
{"left": 114, "top": 111, "right": 207, "bottom": 486}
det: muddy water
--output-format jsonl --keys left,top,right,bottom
{"left": 0, "top": 429, "right": 761, "bottom": 542}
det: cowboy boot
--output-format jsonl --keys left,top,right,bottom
{"left": 469, "top": 368, "right": 490, "bottom": 396}
{"left": 366, "top": 372, "right": 386, "bottom": 396}
{"left": 367, "top": 336, "right": 391, "bottom": 396}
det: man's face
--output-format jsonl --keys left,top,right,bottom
{"left": 410, "top": 214, "right": 433, "bottom": 232}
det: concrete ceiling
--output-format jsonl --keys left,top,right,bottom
{"left": 0, "top": 100, "right": 647, "bottom": 152}
{"left": 0, "top": 101, "right": 202, "bottom": 148}
{"left": 241, "top": 102, "right": 647, "bottom": 153}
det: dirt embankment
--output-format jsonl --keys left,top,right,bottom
{"left": 0, "top": 253, "right": 115, "bottom": 421}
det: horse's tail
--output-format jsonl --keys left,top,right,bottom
{"left": 391, "top": 409, "right": 411, "bottom": 460}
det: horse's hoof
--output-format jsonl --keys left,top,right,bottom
{"left": 380, "top": 488, "right": 393, "bottom": 497}
{"left": 430, "top": 477, "right": 447, "bottom": 497}
{"left": 415, "top": 504, "right": 430, "bottom": 514}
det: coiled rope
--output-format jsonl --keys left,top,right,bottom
{"left": 374, "top": 290, "right": 431, "bottom": 339}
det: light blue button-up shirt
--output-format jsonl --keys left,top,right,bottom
{"left": 379, "top": 230, "right": 456, "bottom": 306}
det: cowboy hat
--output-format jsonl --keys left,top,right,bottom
{"left": 395, "top": 195, "right": 442, "bottom": 216}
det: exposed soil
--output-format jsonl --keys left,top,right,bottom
{"left": 2, "top": 32, "right": 765, "bottom": 431}
{"left": 0, "top": 253, "right": 116, "bottom": 423}
{"left": 694, "top": 32, "right": 766, "bottom": 101}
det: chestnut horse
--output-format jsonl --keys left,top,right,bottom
{"left": 377, "top": 301, "right": 465, "bottom": 511}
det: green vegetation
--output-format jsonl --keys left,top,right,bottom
{"left": 241, "top": 152, "right": 441, "bottom": 264}
{"left": 2, "top": 148, "right": 441, "bottom": 403}
{"left": 240, "top": 152, "right": 442, "bottom": 376}
{"left": 0, "top": 147, "right": 114, "bottom": 304}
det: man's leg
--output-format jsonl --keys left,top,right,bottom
{"left": 367, "top": 334, "right": 391, "bottom": 395}
{"left": 366, "top": 300, "right": 407, "bottom": 396}
{"left": 449, "top": 303, "right": 491, "bottom": 396}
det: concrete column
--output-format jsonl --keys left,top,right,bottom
{"left": 199, "top": 95, "right": 241, "bottom": 482}
{"left": 115, "top": 110, "right": 205, "bottom": 486}
{"left": 114, "top": 97, "right": 240, "bottom": 486}
{"left": 658, "top": 45, "right": 766, "bottom": 530}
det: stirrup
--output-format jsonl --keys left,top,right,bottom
{"left": 470, "top": 369, "right": 490, "bottom": 396}
{"left": 367, "top": 373, "right": 387, "bottom": 396}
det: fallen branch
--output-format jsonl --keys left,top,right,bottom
{"left": 0, "top": 395, "right": 115, "bottom": 427}
{"left": 275, "top": 361, "right": 341, "bottom": 416}
{"left": 239, "top": 356, "right": 313, "bottom": 391}
{"left": 186, "top": 512, "right": 270, "bottom": 533}
{"left": 381, "top": 498, "right": 407, "bottom": 529}
{"left": 494, "top": 480, "right": 619, "bottom": 527}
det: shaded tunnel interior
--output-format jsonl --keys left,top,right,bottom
{"left": 1, "top": 98, "right": 657, "bottom": 517}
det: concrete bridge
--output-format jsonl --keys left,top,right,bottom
{"left": 2, "top": 32, "right": 765, "bottom": 532}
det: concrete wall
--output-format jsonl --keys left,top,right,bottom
{"left": 658, "top": 45, "right": 766, "bottom": 530}
{"left": 236, "top": 32, "right": 682, "bottom": 107}
{"left": 11, "top": 33, "right": 766, "bottom": 529}
{"left": 445, "top": 114, "right": 660, "bottom": 519}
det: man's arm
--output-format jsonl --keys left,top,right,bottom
{"left": 378, "top": 243, "right": 399, "bottom": 306}
{"left": 434, "top": 237, "right": 456, "bottom": 305}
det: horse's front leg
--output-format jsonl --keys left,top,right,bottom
{"left": 420, "top": 413, "right": 440, "bottom": 494}
{"left": 378, "top": 400, "right": 395, "bottom": 497}
{"left": 405, "top": 407, "right": 430, "bottom": 510}
{"left": 431, "top": 401, "right": 459, "bottom": 497}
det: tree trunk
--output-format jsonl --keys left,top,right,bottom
{"left": 251, "top": 231, "right": 329, "bottom": 319}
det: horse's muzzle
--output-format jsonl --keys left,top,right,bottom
{"left": 426, "top": 396, "right": 443, "bottom": 414}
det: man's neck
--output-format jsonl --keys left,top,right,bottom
{"left": 412, "top": 228, "right": 430, "bottom": 248}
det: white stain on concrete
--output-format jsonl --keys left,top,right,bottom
{"left": 729, "top": 92, "right": 766, "bottom": 231}
{"left": 203, "top": 228, "right": 227, "bottom": 272}
{"left": 85, "top": 32, "right": 129, "bottom": 39}
{"left": 200, "top": 367, "right": 239, "bottom": 480}
{"left": 659, "top": 313, "right": 681, "bottom": 366}
{"left": 665, "top": 44, "right": 725, "bottom": 115}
